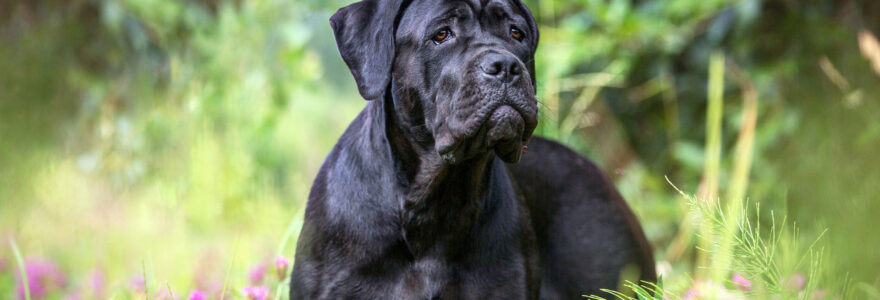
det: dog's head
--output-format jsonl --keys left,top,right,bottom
{"left": 331, "top": 0, "right": 539, "bottom": 164}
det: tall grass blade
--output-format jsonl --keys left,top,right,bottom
{"left": 697, "top": 51, "right": 725, "bottom": 280}
{"left": 167, "top": 282, "right": 176, "bottom": 300}
{"left": 715, "top": 61, "right": 759, "bottom": 283}
{"left": 274, "top": 211, "right": 302, "bottom": 300}
{"left": 9, "top": 237, "right": 30, "bottom": 300}
{"left": 221, "top": 237, "right": 241, "bottom": 300}
{"left": 143, "top": 260, "right": 148, "bottom": 300}
{"left": 276, "top": 210, "right": 304, "bottom": 257}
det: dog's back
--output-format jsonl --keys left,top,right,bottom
{"left": 506, "top": 137, "right": 656, "bottom": 298}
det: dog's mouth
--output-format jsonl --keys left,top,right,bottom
{"left": 436, "top": 102, "right": 535, "bottom": 164}
{"left": 485, "top": 105, "right": 529, "bottom": 162}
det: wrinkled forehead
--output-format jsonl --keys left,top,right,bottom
{"left": 396, "top": 0, "right": 528, "bottom": 37}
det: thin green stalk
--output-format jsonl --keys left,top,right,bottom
{"left": 167, "top": 282, "right": 176, "bottom": 300}
{"left": 275, "top": 211, "right": 302, "bottom": 300}
{"left": 660, "top": 72, "right": 691, "bottom": 264}
{"left": 275, "top": 213, "right": 302, "bottom": 257}
{"left": 274, "top": 279, "right": 288, "bottom": 300}
{"left": 698, "top": 51, "right": 725, "bottom": 280}
{"left": 9, "top": 237, "right": 30, "bottom": 300}
{"left": 545, "top": 78, "right": 561, "bottom": 139}
{"left": 662, "top": 73, "right": 681, "bottom": 152}
{"left": 716, "top": 62, "right": 759, "bottom": 282}
{"left": 143, "top": 260, "right": 148, "bottom": 300}
{"left": 558, "top": 62, "right": 626, "bottom": 143}
{"left": 221, "top": 237, "right": 241, "bottom": 300}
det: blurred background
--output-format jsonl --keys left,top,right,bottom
{"left": 1, "top": 0, "right": 879, "bottom": 299}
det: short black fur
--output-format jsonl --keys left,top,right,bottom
{"left": 291, "top": 1, "right": 655, "bottom": 299}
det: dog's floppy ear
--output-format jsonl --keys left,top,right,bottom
{"left": 330, "top": 0, "right": 404, "bottom": 100}
{"left": 513, "top": 0, "right": 539, "bottom": 92}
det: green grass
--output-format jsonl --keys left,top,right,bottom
{"left": 220, "top": 238, "right": 239, "bottom": 300}
{"left": 587, "top": 183, "right": 841, "bottom": 299}
{"left": 583, "top": 51, "right": 852, "bottom": 299}
{"left": 9, "top": 238, "right": 30, "bottom": 300}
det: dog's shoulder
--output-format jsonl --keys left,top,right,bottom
{"left": 506, "top": 137, "right": 610, "bottom": 196}
{"left": 302, "top": 103, "right": 403, "bottom": 243}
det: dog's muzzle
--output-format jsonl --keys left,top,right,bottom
{"left": 436, "top": 51, "right": 537, "bottom": 164}
{"left": 486, "top": 105, "right": 527, "bottom": 162}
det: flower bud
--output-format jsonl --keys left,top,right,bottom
{"left": 274, "top": 255, "right": 291, "bottom": 281}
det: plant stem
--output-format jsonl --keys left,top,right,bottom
{"left": 9, "top": 237, "right": 30, "bottom": 300}
{"left": 697, "top": 51, "right": 725, "bottom": 280}
{"left": 221, "top": 237, "right": 241, "bottom": 300}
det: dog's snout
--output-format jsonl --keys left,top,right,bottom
{"left": 479, "top": 53, "right": 521, "bottom": 83}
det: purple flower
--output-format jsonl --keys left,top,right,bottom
{"left": 274, "top": 256, "right": 291, "bottom": 281}
{"left": 786, "top": 273, "right": 806, "bottom": 291}
{"left": 188, "top": 290, "right": 206, "bottom": 300}
{"left": 242, "top": 286, "right": 269, "bottom": 300}
{"left": 89, "top": 269, "right": 106, "bottom": 298}
{"left": 155, "top": 289, "right": 177, "bottom": 300}
{"left": 129, "top": 275, "right": 146, "bottom": 293}
{"left": 62, "top": 294, "right": 80, "bottom": 300}
{"left": 683, "top": 280, "right": 711, "bottom": 300}
{"left": 16, "top": 258, "right": 66, "bottom": 300}
{"left": 248, "top": 263, "right": 267, "bottom": 284}
{"left": 732, "top": 273, "right": 753, "bottom": 291}
{"left": 683, "top": 279, "right": 733, "bottom": 299}
{"left": 683, "top": 286, "right": 701, "bottom": 300}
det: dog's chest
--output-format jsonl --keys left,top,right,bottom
{"left": 390, "top": 255, "right": 447, "bottom": 298}
{"left": 387, "top": 251, "right": 529, "bottom": 300}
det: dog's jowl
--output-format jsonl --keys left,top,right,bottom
{"left": 290, "top": 1, "right": 656, "bottom": 299}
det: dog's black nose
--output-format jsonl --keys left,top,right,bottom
{"left": 479, "top": 53, "right": 521, "bottom": 83}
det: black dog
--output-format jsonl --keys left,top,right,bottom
{"left": 291, "top": 0, "right": 655, "bottom": 298}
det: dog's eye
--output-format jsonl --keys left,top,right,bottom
{"left": 510, "top": 27, "right": 524, "bottom": 41}
{"left": 432, "top": 29, "right": 451, "bottom": 44}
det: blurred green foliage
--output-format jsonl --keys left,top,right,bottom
{"left": 523, "top": 0, "right": 880, "bottom": 289}
{"left": 1, "top": 0, "right": 879, "bottom": 298}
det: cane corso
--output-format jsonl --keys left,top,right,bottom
{"left": 290, "top": 0, "right": 656, "bottom": 299}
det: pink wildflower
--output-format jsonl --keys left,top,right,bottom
{"left": 683, "top": 279, "right": 734, "bottom": 299}
{"left": 242, "top": 286, "right": 269, "bottom": 300}
{"left": 129, "top": 275, "right": 145, "bottom": 293}
{"left": 786, "top": 273, "right": 806, "bottom": 291}
{"left": 683, "top": 280, "right": 712, "bottom": 300}
{"left": 683, "top": 286, "right": 701, "bottom": 300}
{"left": 248, "top": 263, "right": 267, "bottom": 284}
{"left": 274, "top": 255, "right": 291, "bottom": 281}
{"left": 16, "top": 258, "right": 67, "bottom": 300}
{"left": 155, "top": 289, "right": 176, "bottom": 300}
{"left": 62, "top": 294, "right": 80, "bottom": 300}
{"left": 732, "top": 273, "right": 753, "bottom": 291}
{"left": 89, "top": 269, "right": 105, "bottom": 298}
{"left": 188, "top": 290, "right": 206, "bottom": 300}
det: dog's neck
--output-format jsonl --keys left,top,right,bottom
{"left": 380, "top": 89, "right": 501, "bottom": 257}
